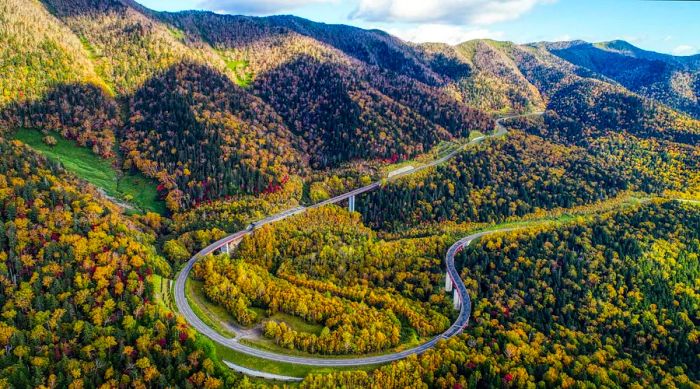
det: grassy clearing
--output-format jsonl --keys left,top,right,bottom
{"left": 79, "top": 36, "right": 99, "bottom": 60}
{"left": 240, "top": 333, "right": 431, "bottom": 360}
{"left": 268, "top": 312, "right": 324, "bottom": 335}
{"left": 167, "top": 26, "right": 186, "bottom": 41}
{"left": 223, "top": 57, "right": 254, "bottom": 87}
{"left": 186, "top": 279, "right": 237, "bottom": 338}
{"left": 78, "top": 37, "right": 116, "bottom": 96}
{"left": 12, "top": 128, "right": 165, "bottom": 214}
{"left": 213, "top": 342, "right": 381, "bottom": 379}
{"left": 239, "top": 337, "right": 313, "bottom": 357}
{"left": 469, "top": 130, "right": 486, "bottom": 140}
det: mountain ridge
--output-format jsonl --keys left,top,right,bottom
{"left": 1, "top": 0, "right": 698, "bottom": 212}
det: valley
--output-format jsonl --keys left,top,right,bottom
{"left": 0, "top": 0, "right": 698, "bottom": 388}
{"left": 171, "top": 112, "right": 537, "bottom": 371}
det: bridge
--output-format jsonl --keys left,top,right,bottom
{"left": 173, "top": 112, "right": 541, "bottom": 368}
{"left": 175, "top": 225, "right": 512, "bottom": 366}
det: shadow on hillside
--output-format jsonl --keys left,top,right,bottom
{"left": 0, "top": 83, "right": 120, "bottom": 157}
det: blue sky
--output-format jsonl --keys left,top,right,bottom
{"left": 136, "top": 0, "right": 700, "bottom": 55}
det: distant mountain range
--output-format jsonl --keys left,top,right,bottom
{"left": 1, "top": 0, "right": 698, "bottom": 210}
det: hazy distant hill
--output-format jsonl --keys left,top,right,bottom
{"left": 545, "top": 40, "right": 700, "bottom": 118}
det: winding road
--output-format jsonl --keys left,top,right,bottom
{"left": 174, "top": 112, "right": 541, "bottom": 369}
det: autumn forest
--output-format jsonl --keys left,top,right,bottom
{"left": 0, "top": 0, "right": 699, "bottom": 388}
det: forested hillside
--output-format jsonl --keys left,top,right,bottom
{"left": 1, "top": 0, "right": 696, "bottom": 213}
{"left": 300, "top": 201, "right": 700, "bottom": 387}
{"left": 1, "top": 0, "right": 699, "bottom": 386}
{"left": 546, "top": 40, "right": 700, "bottom": 119}
{"left": 545, "top": 79, "right": 700, "bottom": 145}
{"left": 0, "top": 0, "right": 118, "bottom": 157}
{"left": 358, "top": 130, "right": 699, "bottom": 230}
{"left": 123, "top": 62, "right": 304, "bottom": 210}
{"left": 0, "top": 138, "right": 244, "bottom": 387}
{"left": 160, "top": 10, "right": 493, "bottom": 168}
{"left": 1, "top": 0, "right": 496, "bottom": 211}
{"left": 421, "top": 40, "right": 546, "bottom": 113}
{"left": 0, "top": 0, "right": 103, "bottom": 108}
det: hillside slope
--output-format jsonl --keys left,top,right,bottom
{"left": 0, "top": 0, "right": 118, "bottom": 156}
{"left": 546, "top": 40, "right": 700, "bottom": 118}
{"left": 0, "top": 137, "right": 243, "bottom": 387}
{"left": 1, "top": 0, "right": 697, "bottom": 212}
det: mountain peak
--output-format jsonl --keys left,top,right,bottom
{"left": 593, "top": 40, "right": 650, "bottom": 57}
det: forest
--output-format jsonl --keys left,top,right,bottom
{"left": 299, "top": 201, "right": 700, "bottom": 388}
{"left": 191, "top": 207, "right": 453, "bottom": 355}
{"left": 0, "top": 138, "right": 250, "bottom": 388}
{"left": 0, "top": 0, "right": 699, "bottom": 387}
{"left": 358, "top": 130, "right": 699, "bottom": 230}
{"left": 0, "top": 0, "right": 494, "bottom": 212}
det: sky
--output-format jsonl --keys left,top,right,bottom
{"left": 135, "top": 0, "right": 700, "bottom": 56}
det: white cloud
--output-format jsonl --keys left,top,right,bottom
{"left": 388, "top": 24, "right": 503, "bottom": 44}
{"left": 197, "top": 0, "right": 335, "bottom": 15}
{"left": 350, "top": 0, "right": 554, "bottom": 25}
{"left": 672, "top": 44, "right": 696, "bottom": 56}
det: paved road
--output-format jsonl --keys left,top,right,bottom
{"left": 174, "top": 112, "right": 541, "bottom": 368}
{"left": 175, "top": 228, "right": 510, "bottom": 367}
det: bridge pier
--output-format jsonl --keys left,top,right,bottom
{"left": 220, "top": 242, "right": 234, "bottom": 256}
{"left": 453, "top": 288, "right": 461, "bottom": 310}
{"left": 445, "top": 273, "right": 453, "bottom": 292}
{"left": 348, "top": 195, "right": 356, "bottom": 212}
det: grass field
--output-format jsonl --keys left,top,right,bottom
{"left": 186, "top": 279, "right": 238, "bottom": 338}
{"left": 12, "top": 128, "right": 165, "bottom": 214}
{"left": 469, "top": 130, "right": 486, "bottom": 140}
{"left": 223, "top": 57, "right": 254, "bottom": 87}
{"left": 268, "top": 312, "right": 324, "bottom": 335}
{"left": 213, "top": 342, "right": 381, "bottom": 379}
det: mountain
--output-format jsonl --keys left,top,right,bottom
{"left": 544, "top": 40, "right": 700, "bottom": 118}
{"left": 1, "top": 0, "right": 493, "bottom": 210}
{"left": 1, "top": 1, "right": 699, "bottom": 388}
{"left": 157, "top": 11, "right": 492, "bottom": 167}
{"left": 419, "top": 40, "right": 546, "bottom": 113}
{"left": 0, "top": 0, "right": 119, "bottom": 156}
{"left": 1, "top": 0, "right": 698, "bottom": 213}
{"left": 0, "top": 0, "right": 104, "bottom": 107}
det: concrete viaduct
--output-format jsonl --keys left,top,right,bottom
{"left": 173, "top": 113, "right": 540, "bottom": 368}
